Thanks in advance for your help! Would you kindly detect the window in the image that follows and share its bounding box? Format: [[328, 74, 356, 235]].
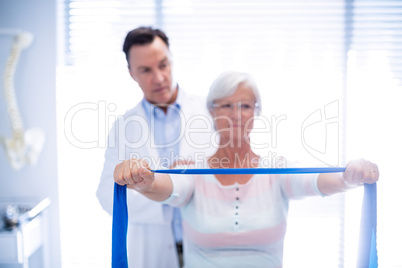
[[57, 0, 402, 267]]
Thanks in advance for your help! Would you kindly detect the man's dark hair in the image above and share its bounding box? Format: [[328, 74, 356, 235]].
[[123, 26, 169, 66]]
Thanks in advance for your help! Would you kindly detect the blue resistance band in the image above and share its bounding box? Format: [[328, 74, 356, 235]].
[[112, 167, 377, 268], [357, 182, 378, 268], [112, 183, 128, 268], [150, 167, 346, 175]]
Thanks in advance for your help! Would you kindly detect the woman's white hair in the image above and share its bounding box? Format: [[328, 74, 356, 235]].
[[206, 71, 262, 115]]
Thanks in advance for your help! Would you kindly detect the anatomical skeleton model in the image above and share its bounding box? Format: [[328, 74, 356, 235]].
[[1, 31, 45, 170]]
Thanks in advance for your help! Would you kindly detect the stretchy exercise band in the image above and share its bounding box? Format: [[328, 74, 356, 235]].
[[150, 167, 346, 175], [112, 183, 128, 268], [357, 183, 378, 267], [112, 167, 377, 268]]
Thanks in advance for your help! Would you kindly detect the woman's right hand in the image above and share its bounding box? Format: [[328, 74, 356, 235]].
[[113, 158, 155, 192]]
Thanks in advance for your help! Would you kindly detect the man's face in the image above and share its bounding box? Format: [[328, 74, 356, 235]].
[[128, 37, 176, 106]]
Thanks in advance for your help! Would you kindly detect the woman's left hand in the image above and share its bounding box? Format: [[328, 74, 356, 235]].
[[343, 158, 379, 185]]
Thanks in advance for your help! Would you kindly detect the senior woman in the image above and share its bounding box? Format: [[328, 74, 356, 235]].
[[114, 71, 379, 268]]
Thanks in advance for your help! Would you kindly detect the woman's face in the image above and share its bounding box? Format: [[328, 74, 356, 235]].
[[210, 83, 258, 145]]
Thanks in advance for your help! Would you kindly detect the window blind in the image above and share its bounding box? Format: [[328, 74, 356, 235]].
[[345, 1, 402, 268], [350, 0, 402, 87], [63, 0, 402, 85]]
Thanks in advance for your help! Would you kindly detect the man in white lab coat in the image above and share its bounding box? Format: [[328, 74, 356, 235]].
[[96, 27, 214, 267]]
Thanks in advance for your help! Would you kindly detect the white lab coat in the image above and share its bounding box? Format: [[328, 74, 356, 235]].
[[97, 89, 215, 268]]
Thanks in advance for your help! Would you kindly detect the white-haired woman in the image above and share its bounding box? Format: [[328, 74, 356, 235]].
[[114, 71, 379, 268]]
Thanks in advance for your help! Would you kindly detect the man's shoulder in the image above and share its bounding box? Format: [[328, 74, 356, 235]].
[[109, 101, 146, 127], [123, 101, 144, 117], [182, 90, 206, 101], [180, 90, 207, 107]]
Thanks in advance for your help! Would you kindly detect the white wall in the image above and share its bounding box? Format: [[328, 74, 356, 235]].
[[0, 0, 61, 267]]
